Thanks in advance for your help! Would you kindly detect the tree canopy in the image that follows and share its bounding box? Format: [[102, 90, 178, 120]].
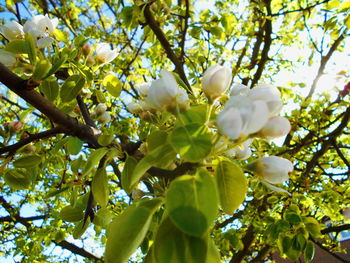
[[0, 0, 350, 262]]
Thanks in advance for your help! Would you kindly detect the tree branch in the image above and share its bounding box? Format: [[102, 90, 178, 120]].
[[54, 240, 101, 261], [0, 63, 100, 148], [142, 3, 192, 93], [0, 126, 64, 156]]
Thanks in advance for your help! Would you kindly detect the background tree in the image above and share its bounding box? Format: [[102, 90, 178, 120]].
[[0, 0, 349, 262]]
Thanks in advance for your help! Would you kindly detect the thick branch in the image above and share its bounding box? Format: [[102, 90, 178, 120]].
[[0, 127, 64, 156], [0, 63, 99, 148], [321, 224, 350, 235]]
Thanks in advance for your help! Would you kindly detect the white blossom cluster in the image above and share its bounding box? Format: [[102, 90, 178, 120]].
[[0, 15, 118, 68], [128, 70, 189, 113]]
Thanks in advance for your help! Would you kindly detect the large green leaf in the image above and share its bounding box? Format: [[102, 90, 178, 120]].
[[304, 240, 315, 263], [165, 171, 218, 237], [153, 217, 208, 263], [65, 136, 83, 155], [102, 74, 122, 97], [215, 158, 247, 214], [4, 170, 31, 190], [13, 155, 42, 168], [60, 205, 84, 222], [105, 198, 163, 263], [92, 168, 109, 207], [121, 155, 138, 194], [147, 130, 168, 152], [169, 123, 212, 162], [60, 74, 86, 102], [127, 144, 176, 193]]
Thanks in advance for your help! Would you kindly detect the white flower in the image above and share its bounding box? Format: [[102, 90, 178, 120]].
[[248, 84, 283, 116], [127, 102, 142, 114], [226, 139, 253, 160], [95, 103, 107, 115], [0, 21, 24, 40], [259, 116, 291, 139], [217, 95, 269, 140], [230, 84, 250, 97], [136, 83, 150, 97], [259, 156, 293, 184], [29, 15, 58, 34], [96, 43, 118, 63], [147, 70, 188, 109], [0, 50, 16, 67], [202, 64, 232, 99]]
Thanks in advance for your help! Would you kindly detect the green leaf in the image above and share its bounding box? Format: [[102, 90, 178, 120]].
[[215, 157, 247, 214], [65, 137, 83, 155], [166, 171, 219, 237], [98, 134, 114, 146], [40, 79, 59, 102], [13, 155, 42, 168], [153, 217, 208, 263], [105, 198, 163, 263], [4, 170, 31, 190], [206, 238, 221, 263], [24, 33, 36, 64], [121, 155, 138, 194], [44, 54, 67, 79], [73, 217, 90, 239], [169, 124, 212, 162], [285, 212, 302, 224], [60, 205, 84, 222], [304, 240, 315, 263], [176, 105, 209, 126], [304, 217, 321, 238], [93, 207, 113, 228], [147, 130, 168, 152], [5, 39, 26, 54], [128, 144, 176, 193], [102, 74, 122, 97], [82, 148, 109, 176], [60, 74, 86, 102], [32, 59, 52, 81], [91, 168, 109, 207]]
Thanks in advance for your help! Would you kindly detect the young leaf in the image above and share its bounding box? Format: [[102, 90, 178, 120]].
[[121, 155, 138, 194], [91, 168, 109, 207], [166, 171, 219, 237], [4, 170, 31, 190], [127, 144, 176, 193], [215, 157, 247, 214], [105, 198, 163, 263], [65, 136, 83, 155], [60, 205, 84, 222], [5, 39, 26, 54], [32, 59, 52, 81], [60, 74, 86, 102], [147, 130, 168, 152], [82, 148, 109, 176], [304, 240, 315, 263], [169, 123, 212, 162], [40, 79, 59, 102], [24, 33, 36, 63], [44, 54, 67, 78], [13, 155, 42, 168], [102, 74, 122, 97]]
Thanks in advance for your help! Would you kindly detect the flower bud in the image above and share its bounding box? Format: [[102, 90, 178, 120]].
[[258, 116, 291, 139], [136, 83, 150, 97], [202, 64, 232, 100], [96, 43, 118, 64], [99, 112, 111, 124], [247, 156, 293, 184], [82, 43, 92, 56], [95, 103, 107, 115], [8, 121, 23, 133], [127, 102, 142, 114]]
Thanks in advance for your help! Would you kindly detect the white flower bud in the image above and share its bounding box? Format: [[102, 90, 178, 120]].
[[0, 21, 24, 40], [127, 102, 142, 114], [96, 43, 118, 63], [0, 50, 16, 68], [147, 70, 188, 110], [257, 156, 293, 184], [202, 64, 232, 100], [99, 112, 111, 124], [259, 116, 291, 139], [95, 103, 107, 115]]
